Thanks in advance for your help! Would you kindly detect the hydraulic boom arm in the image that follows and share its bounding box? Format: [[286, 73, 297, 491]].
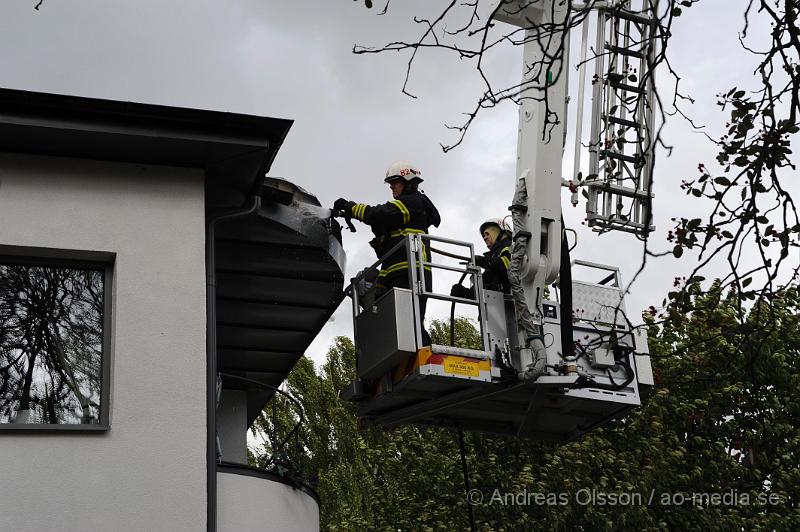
[[491, 0, 569, 377]]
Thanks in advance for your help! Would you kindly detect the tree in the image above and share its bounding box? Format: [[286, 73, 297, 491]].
[[0, 264, 104, 424]]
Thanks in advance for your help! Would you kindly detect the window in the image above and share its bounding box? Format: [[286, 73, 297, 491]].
[[0, 254, 111, 430]]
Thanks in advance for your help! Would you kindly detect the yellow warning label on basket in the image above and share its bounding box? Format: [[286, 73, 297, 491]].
[[443, 357, 481, 377]]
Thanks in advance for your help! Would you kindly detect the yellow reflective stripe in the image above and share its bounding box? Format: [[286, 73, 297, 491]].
[[391, 200, 410, 224], [378, 233, 432, 278], [500, 246, 511, 269], [389, 228, 426, 238], [351, 203, 367, 220], [378, 260, 432, 277], [378, 261, 409, 276], [398, 201, 411, 223]]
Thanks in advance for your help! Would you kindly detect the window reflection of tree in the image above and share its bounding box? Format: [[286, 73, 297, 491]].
[[0, 264, 103, 424]]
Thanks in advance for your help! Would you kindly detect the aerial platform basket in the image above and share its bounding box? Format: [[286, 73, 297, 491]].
[[344, 234, 653, 441]]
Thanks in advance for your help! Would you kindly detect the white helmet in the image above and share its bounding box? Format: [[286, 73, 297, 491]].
[[384, 160, 423, 183], [479, 218, 511, 236]]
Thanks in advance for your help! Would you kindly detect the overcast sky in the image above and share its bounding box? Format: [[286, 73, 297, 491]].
[[0, 0, 789, 367]]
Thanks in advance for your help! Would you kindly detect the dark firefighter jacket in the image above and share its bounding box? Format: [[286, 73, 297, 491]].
[[480, 235, 512, 293], [347, 190, 441, 284]]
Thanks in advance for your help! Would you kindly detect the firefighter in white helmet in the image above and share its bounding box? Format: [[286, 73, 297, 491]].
[[334, 161, 440, 345], [450, 218, 513, 298]]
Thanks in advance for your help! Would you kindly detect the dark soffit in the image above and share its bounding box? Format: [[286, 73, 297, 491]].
[[0, 87, 293, 193]]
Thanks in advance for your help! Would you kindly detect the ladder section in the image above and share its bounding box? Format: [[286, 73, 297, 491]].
[[585, 1, 657, 237]]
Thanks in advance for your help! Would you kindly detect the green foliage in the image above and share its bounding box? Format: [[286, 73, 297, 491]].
[[429, 316, 482, 350], [254, 290, 800, 530]]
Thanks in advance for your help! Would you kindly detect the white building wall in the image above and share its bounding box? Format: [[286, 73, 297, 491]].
[[218, 472, 320, 532], [0, 152, 207, 531]]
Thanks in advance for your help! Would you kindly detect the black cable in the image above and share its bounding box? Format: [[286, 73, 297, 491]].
[[450, 300, 458, 347], [450, 272, 477, 532], [559, 216, 575, 359], [570, 329, 638, 391], [607, 347, 635, 389], [450, 272, 468, 347], [584, 346, 635, 391], [457, 429, 477, 532]]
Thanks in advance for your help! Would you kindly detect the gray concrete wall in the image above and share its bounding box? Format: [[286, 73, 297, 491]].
[[218, 471, 320, 532], [217, 389, 248, 464], [0, 153, 207, 531]]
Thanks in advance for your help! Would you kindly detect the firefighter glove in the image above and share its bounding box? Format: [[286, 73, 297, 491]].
[[450, 284, 473, 299], [474, 255, 490, 269], [333, 198, 354, 213]]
